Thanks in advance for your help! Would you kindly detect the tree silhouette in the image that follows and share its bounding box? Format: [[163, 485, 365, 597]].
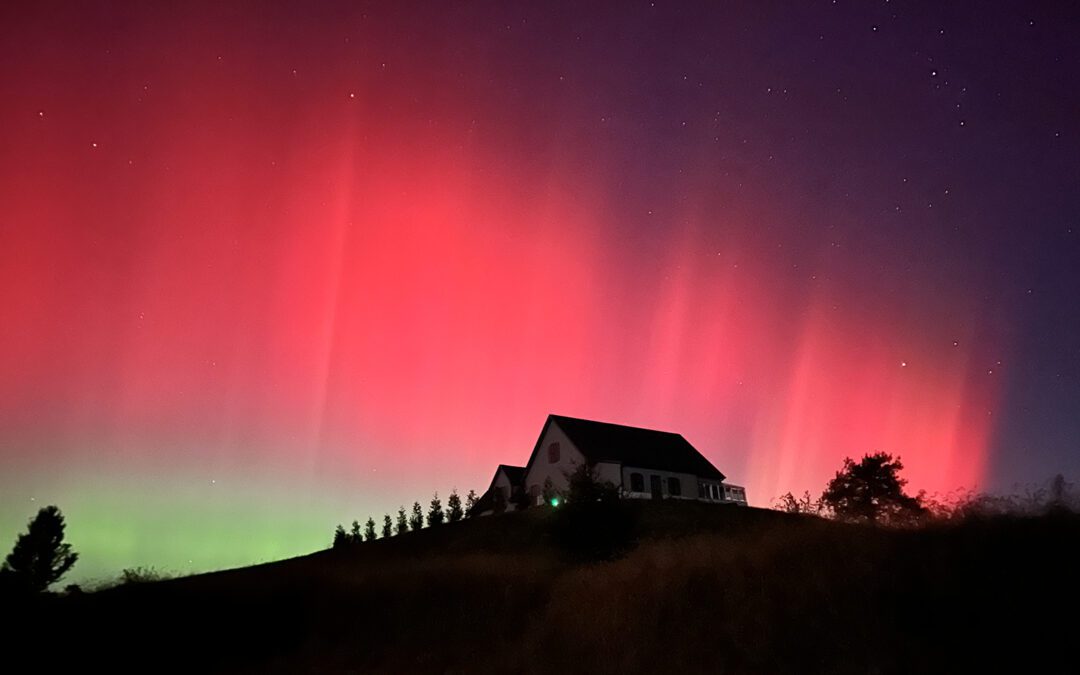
[[465, 489, 478, 515], [552, 464, 634, 561], [364, 517, 377, 542], [395, 506, 408, 535], [1048, 473, 1074, 512], [333, 524, 348, 548], [821, 452, 925, 525], [350, 520, 362, 543], [428, 493, 445, 527], [446, 489, 464, 522], [566, 462, 619, 504], [2, 505, 79, 593], [409, 501, 424, 531], [382, 514, 393, 538]]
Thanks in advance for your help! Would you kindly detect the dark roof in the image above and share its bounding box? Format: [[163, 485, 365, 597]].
[[470, 465, 526, 516], [540, 414, 725, 480], [470, 488, 494, 515], [496, 464, 525, 486]]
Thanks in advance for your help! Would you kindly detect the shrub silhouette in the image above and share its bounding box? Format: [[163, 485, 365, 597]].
[[1, 505, 78, 593], [446, 489, 464, 522], [409, 502, 424, 531], [120, 566, 170, 584], [550, 463, 636, 561], [428, 493, 445, 527], [773, 491, 825, 516], [822, 452, 925, 525]]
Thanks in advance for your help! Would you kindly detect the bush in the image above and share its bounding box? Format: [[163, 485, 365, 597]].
[[119, 566, 171, 585], [550, 464, 637, 561]]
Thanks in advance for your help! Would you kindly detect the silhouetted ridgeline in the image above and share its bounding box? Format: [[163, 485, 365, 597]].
[[4, 502, 1077, 674]]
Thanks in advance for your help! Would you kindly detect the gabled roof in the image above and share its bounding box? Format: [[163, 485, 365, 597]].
[[471, 465, 526, 516], [526, 414, 725, 481], [496, 464, 525, 486]]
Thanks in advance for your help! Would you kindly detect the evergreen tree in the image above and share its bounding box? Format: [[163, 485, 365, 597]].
[[552, 464, 634, 561], [409, 501, 424, 531], [364, 517, 377, 542], [465, 489, 479, 515], [565, 462, 620, 504], [395, 506, 409, 535], [428, 492, 445, 527], [2, 505, 79, 593], [446, 489, 464, 522], [350, 520, 362, 543], [333, 524, 348, 548], [382, 514, 393, 538], [821, 452, 925, 525]]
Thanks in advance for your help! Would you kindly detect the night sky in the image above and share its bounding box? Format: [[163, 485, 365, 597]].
[[2, 1, 1078, 582]]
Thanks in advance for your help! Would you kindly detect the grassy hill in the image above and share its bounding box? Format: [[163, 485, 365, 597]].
[[8, 502, 1078, 673]]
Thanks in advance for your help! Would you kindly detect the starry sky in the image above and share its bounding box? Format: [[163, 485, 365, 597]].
[[2, 1, 1078, 583]]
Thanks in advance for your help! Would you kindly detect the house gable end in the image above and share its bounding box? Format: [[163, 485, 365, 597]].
[[522, 416, 588, 499]]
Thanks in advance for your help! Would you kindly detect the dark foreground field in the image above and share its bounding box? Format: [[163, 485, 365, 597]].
[[7, 503, 1078, 673]]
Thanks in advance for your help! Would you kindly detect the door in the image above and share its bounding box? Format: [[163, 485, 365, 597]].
[[649, 474, 663, 500]]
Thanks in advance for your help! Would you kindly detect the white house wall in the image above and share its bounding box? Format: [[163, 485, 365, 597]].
[[621, 466, 701, 500], [594, 461, 622, 487], [522, 419, 587, 501], [492, 469, 519, 511]]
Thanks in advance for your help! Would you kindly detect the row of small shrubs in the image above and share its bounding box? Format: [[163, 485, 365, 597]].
[[332, 488, 478, 548]]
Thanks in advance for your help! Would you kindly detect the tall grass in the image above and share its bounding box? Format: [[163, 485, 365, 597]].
[[7, 504, 1077, 673]]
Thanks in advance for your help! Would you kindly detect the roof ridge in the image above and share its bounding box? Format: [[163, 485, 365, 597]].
[[548, 413, 684, 436]]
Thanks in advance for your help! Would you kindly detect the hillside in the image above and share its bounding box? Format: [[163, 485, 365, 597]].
[[7, 502, 1078, 673]]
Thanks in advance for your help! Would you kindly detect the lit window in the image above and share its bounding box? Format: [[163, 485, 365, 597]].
[[630, 472, 645, 492], [668, 477, 681, 497], [548, 442, 561, 463], [710, 484, 719, 500]]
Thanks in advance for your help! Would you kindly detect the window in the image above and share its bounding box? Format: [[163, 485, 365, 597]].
[[699, 482, 707, 499], [668, 477, 681, 497], [547, 442, 561, 463], [630, 472, 644, 492], [710, 484, 720, 500]]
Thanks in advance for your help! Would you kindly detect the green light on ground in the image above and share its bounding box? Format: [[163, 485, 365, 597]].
[[551, 498, 560, 507]]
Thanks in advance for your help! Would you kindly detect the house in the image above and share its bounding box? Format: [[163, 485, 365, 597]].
[[472, 414, 747, 516]]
